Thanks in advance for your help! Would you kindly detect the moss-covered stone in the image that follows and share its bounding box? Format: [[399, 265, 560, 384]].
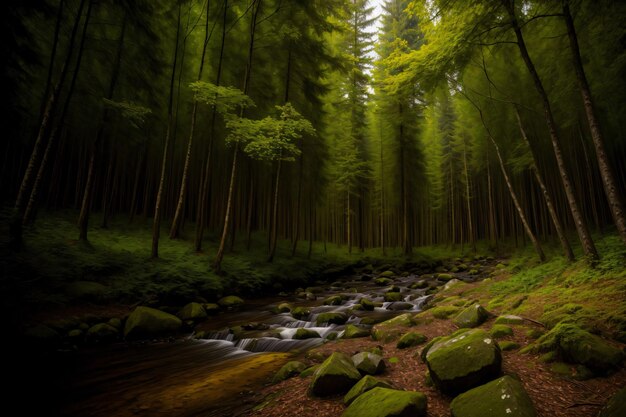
[[107, 318, 122, 329], [498, 341, 520, 351], [344, 376, 393, 405], [294, 328, 320, 339], [375, 277, 393, 286], [409, 281, 429, 290], [420, 336, 443, 363], [124, 306, 182, 339], [342, 387, 427, 417], [344, 324, 370, 339], [539, 351, 557, 363], [272, 361, 307, 383], [495, 315, 524, 325], [352, 352, 386, 375], [426, 329, 502, 394], [65, 281, 108, 300], [86, 323, 119, 342], [299, 365, 319, 378], [360, 316, 386, 326], [525, 328, 544, 340], [397, 332, 427, 349], [450, 375, 536, 417], [203, 303, 220, 314], [316, 312, 348, 325], [371, 313, 415, 342], [217, 295, 244, 308], [550, 362, 571, 376], [359, 298, 375, 311], [291, 306, 310, 320], [437, 273, 454, 281], [428, 305, 461, 319], [454, 304, 489, 328], [379, 270, 395, 277], [177, 302, 207, 321], [384, 292, 403, 302], [276, 302, 291, 313], [490, 325, 514, 339], [324, 295, 343, 306], [598, 387, 626, 417], [309, 352, 361, 396]]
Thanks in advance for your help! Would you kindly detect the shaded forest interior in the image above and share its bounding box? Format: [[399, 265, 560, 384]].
[[2, 0, 626, 269]]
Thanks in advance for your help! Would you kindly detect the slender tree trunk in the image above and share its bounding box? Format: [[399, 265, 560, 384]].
[[291, 154, 303, 256], [504, 1, 598, 260], [129, 144, 146, 223], [347, 188, 352, 254], [563, 1, 626, 245], [487, 152, 498, 250], [268, 158, 282, 262], [515, 107, 575, 261], [462, 139, 476, 252], [379, 120, 385, 255]]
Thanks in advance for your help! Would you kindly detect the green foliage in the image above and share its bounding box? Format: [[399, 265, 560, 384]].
[[189, 81, 255, 113], [102, 99, 151, 128]]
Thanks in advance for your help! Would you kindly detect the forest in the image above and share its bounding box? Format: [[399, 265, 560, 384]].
[[1, 0, 625, 416]]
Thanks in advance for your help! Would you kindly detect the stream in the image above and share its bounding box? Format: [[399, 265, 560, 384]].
[[26, 268, 480, 416]]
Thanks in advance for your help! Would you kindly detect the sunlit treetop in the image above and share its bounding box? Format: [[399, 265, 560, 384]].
[[189, 81, 255, 114]]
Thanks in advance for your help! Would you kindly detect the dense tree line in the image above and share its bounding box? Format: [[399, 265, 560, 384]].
[[2, 0, 625, 264]]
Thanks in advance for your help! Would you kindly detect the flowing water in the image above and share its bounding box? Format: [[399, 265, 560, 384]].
[[41, 269, 476, 416]]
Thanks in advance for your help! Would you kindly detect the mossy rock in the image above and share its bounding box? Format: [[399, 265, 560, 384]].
[[65, 281, 108, 300], [450, 375, 536, 417], [495, 315, 524, 325], [306, 286, 324, 294], [273, 361, 307, 383], [360, 316, 387, 326], [409, 281, 429, 290], [107, 318, 122, 329], [454, 304, 489, 328], [217, 295, 244, 308], [539, 351, 557, 363], [342, 387, 427, 417], [276, 303, 292, 313], [420, 336, 443, 363], [528, 323, 624, 374], [203, 303, 220, 314], [326, 332, 338, 340], [525, 328, 544, 340], [387, 302, 413, 311], [598, 387, 626, 417], [299, 365, 320, 378], [468, 269, 479, 275], [294, 328, 320, 340], [379, 313, 415, 327], [177, 302, 207, 321], [344, 375, 393, 405], [437, 273, 454, 281], [384, 292, 403, 302], [397, 332, 427, 349], [495, 263, 506, 269], [86, 323, 119, 342], [379, 270, 395, 277], [323, 295, 343, 306], [123, 306, 182, 339], [316, 312, 348, 325], [359, 298, 375, 311], [498, 341, 520, 351], [385, 285, 401, 293], [375, 277, 394, 286], [352, 352, 386, 375], [309, 352, 361, 396], [425, 328, 502, 394], [371, 313, 415, 342], [67, 329, 83, 340], [291, 306, 310, 320], [344, 324, 370, 339], [550, 362, 571, 376], [490, 325, 513, 339], [429, 305, 461, 319]]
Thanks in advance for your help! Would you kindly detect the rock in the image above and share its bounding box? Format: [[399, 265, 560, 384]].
[[495, 315, 524, 325], [450, 375, 536, 417], [324, 295, 343, 306], [425, 328, 502, 394], [23, 324, 60, 345], [525, 328, 543, 339], [177, 302, 207, 321], [397, 332, 427, 349], [203, 303, 220, 314], [490, 324, 513, 338], [387, 301, 413, 311], [468, 269, 479, 275], [454, 304, 489, 328], [359, 298, 375, 311], [273, 361, 307, 383], [437, 273, 454, 281], [217, 295, 244, 309], [310, 352, 361, 396], [379, 270, 394, 277], [428, 305, 461, 319], [276, 303, 291, 313], [352, 352, 386, 375], [86, 323, 119, 342], [67, 329, 83, 340], [65, 281, 107, 300], [316, 312, 348, 325], [498, 341, 520, 351], [300, 365, 320, 378], [372, 313, 416, 343], [385, 285, 401, 293], [344, 375, 393, 405], [123, 306, 182, 339], [342, 387, 427, 417], [384, 292, 403, 302], [409, 281, 429, 290], [294, 328, 320, 340], [326, 332, 338, 340], [598, 387, 626, 417], [375, 277, 393, 286], [306, 286, 324, 294], [107, 318, 122, 329], [444, 279, 462, 290], [291, 306, 310, 320], [344, 324, 370, 339]]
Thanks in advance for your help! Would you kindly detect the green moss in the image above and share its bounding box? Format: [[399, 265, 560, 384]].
[[343, 324, 370, 339], [396, 332, 427, 349], [273, 361, 307, 383], [291, 306, 310, 320], [309, 352, 361, 396], [498, 341, 520, 351], [550, 362, 572, 376], [379, 270, 395, 277], [384, 292, 402, 302], [344, 376, 392, 405], [316, 312, 348, 325], [454, 304, 489, 328], [526, 328, 544, 340], [429, 305, 461, 319], [323, 295, 343, 305], [276, 303, 291, 313], [599, 387, 626, 417], [299, 365, 319, 378], [539, 351, 557, 363], [490, 324, 513, 338], [294, 328, 320, 339], [375, 277, 393, 286], [342, 387, 427, 417], [437, 273, 454, 281], [359, 298, 375, 311], [123, 306, 182, 339], [494, 315, 524, 325]]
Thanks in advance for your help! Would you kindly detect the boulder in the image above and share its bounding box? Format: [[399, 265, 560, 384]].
[[359, 298, 375, 311], [498, 341, 520, 351], [273, 361, 307, 383], [291, 306, 311, 320], [598, 387, 626, 417], [177, 302, 207, 321], [490, 324, 513, 338], [450, 375, 536, 417], [294, 328, 320, 340], [437, 273, 454, 281], [217, 295, 244, 309], [310, 352, 361, 396], [397, 332, 427, 349], [375, 277, 394, 286], [372, 313, 416, 343], [344, 375, 392, 405], [425, 328, 502, 394], [316, 312, 348, 325], [387, 302, 413, 311], [344, 324, 370, 339], [65, 281, 107, 300], [444, 279, 462, 290], [384, 292, 403, 302], [352, 352, 386, 375], [300, 365, 320, 378], [495, 315, 524, 325], [86, 323, 119, 342], [203, 303, 220, 314], [379, 270, 394, 277], [409, 280, 429, 290], [454, 304, 489, 328], [107, 318, 122, 329], [276, 303, 291, 313], [342, 387, 427, 417], [123, 306, 182, 339], [323, 295, 344, 306]]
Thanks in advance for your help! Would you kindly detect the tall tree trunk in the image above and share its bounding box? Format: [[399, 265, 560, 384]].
[[291, 154, 303, 256], [487, 152, 498, 250], [347, 188, 352, 254], [563, 1, 626, 245], [515, 107, 575, 261], [170, 0, 212, 239], [462, 139, 476, 252], [504, 1, 598, 260], [152, 1, 182, 258], [379, 119, 386, 255], [268, 157, 282, 262]]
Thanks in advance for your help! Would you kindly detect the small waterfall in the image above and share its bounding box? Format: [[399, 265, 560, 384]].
[[237, 337, 323, 353], [204, 329, 234, 341]]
